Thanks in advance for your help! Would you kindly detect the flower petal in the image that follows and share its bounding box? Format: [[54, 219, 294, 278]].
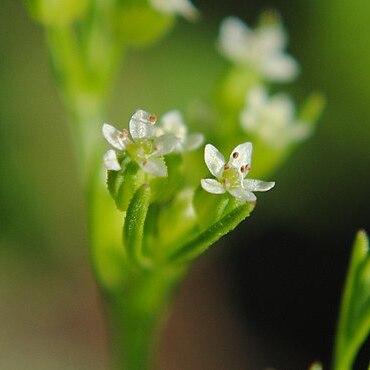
[[218, 16, 250, 64], [103, 149, 121, 171], [183, 133, 204, 151], [129, 109, 156, 140], [240, 110, 258, 131], [141, 157, 167, 177], [201, 179, 226, 194], [260, 54, 299, 82], [153, 134, 179, 156], [204, 144, 225, 178], [161, 110, 187, 139], [228, 187, 256, 202], [257, 23, 287, 54], [243, 179, 275, 192], [288, 122, 312, 142], [229, 142, 253, 170], [150, 0, 199, 20], [247, 85, 268, 110], [102, 123, 125, 150]]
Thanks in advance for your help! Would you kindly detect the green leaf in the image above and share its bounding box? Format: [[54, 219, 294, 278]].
[[193, 186, 230, 230], [299, 92, 326, 128], [107, 169, 124, 199], [124, 184, 152, 267], [333, 230, 370, 370], [150, 154, 184, 204], [157, 189, 197, 253], [107, 160, 145, 212], [117, 162, 146, 211], [168, 202, 255, 264]]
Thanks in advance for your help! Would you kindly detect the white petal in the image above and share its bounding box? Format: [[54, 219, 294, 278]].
[[150, 0, 198, 20], [129, 109, 156, 140], [102, 123, 125, 150], [229, 142, 253, 169], [269, 93, 295, 123], [288, 122, 312, 141], [240, 109, 258, 132], [103, 149, 121, 171], [161, 110, 187, 140], [243, 179, 275, 192], [228, 187, 256, 202], [201, 179, 226, 194], [204, 144, 225, 178], [218, 17, 251, 64], [153, 134, 179, 156], [260, 54, 299, 82], [257, 24, 287, 54], [247, 85, 268, 109], [141, 157, 167, 177], [183, 133, 204, 151]]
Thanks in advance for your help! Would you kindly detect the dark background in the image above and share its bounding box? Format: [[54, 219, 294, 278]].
[[1, 0, 369, 369]]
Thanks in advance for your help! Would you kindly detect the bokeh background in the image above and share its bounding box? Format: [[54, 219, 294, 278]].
[[1, 0, 370, 369]]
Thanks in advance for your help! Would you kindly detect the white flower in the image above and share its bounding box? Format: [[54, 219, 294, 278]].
[[218, 15, 299, 82], [156, 110, 204, 152], [240, 86, 311, 147], [150, 0, 198, 20], [201, 142, 275, 202], [102, 109, 179, 177]]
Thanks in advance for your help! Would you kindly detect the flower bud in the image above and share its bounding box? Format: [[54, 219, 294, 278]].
[[27, 0, 88, 26], [115, 2, 175, 47]]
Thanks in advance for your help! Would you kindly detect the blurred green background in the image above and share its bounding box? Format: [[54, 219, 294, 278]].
[[1, 0, 370, 369]]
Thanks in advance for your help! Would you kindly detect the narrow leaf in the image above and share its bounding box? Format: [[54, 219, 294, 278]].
[[124, 184, 152, 266], [168, 202, 254, 264], [299, 92, 326, 128], [193, 186, 230, 230], [333, 230, 370, 370], [116, 161, 145, 211]]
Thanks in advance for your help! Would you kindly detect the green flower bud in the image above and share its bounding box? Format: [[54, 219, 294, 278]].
[[115, 1, 175, 47], [27, 0, 88, 26]]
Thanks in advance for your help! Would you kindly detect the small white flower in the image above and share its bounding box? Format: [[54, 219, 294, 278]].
[[102, 109, 179, 177], [150, 0, 199, 20], [240, 86, 311, 147], [201, 142, 275, 202], [156, 110, 204, 152], [218, 15, 298, 82]]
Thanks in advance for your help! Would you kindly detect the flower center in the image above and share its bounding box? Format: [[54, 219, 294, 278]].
[[127, 139, 155, 162], [222, 166, 242, 189]]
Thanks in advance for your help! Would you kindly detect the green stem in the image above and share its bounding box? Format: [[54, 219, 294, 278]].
[[105, 266, 185, 370]]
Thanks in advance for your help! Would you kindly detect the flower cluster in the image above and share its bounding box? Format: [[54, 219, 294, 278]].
[[201, 142, 275, 202], [218, 15, 298, 82], [103, 109, 203, 177], [240, 86, 311, 147]]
